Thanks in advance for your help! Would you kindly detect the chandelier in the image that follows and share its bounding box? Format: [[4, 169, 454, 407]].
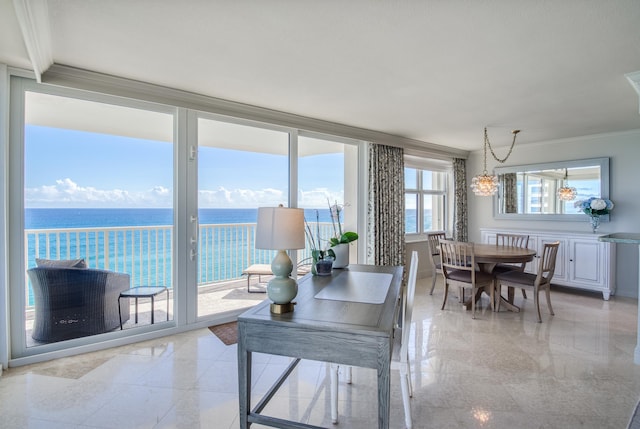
[[557, 168, 577, 201], [471, 127, 521, 196]]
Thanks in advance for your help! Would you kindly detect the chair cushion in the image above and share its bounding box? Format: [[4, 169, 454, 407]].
[[496, 270, 537, 286], [36, 258, 87, 268], [447, 269, 494, 284]]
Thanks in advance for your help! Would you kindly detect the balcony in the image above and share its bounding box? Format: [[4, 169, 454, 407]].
[[24, 222, 333, 342]]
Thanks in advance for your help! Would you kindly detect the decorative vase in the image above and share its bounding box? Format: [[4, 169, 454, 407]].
[[314, 258, 333, 276], [590, 215, 601, 233], [331, 243, 349, 269]]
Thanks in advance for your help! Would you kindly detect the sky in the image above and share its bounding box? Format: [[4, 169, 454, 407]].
[[24, 125, 345, 209]]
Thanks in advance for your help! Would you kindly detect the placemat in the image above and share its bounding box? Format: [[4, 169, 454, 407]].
[[314, 271, 392, 304]]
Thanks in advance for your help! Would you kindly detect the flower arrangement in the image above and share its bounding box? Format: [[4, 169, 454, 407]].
[[574, 197, 614, 233], [327, 199, 358, 246], [574, 197, 614, 216], [304, 210, 333, 262]]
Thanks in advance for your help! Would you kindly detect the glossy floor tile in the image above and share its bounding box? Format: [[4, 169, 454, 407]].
[[2, 277, 640, 428]]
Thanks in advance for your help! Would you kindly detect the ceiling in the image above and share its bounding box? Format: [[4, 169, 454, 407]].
[[2, 0, 640, 152]]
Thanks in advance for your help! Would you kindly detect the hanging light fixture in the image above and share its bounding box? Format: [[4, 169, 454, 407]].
[[557, 168, 577, 201], [471, 127, 521, 196]]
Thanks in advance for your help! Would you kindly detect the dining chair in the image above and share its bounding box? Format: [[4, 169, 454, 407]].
[[426, 232, 446, 295], [495, 241, 560, 322], [493, 233, 530, 299], [439, 239, 495, 319], [330, 251, 418, 428]]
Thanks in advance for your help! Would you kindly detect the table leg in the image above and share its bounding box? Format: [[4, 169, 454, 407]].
[[377, 356, 391, 428], [166, 288, 169, 321], [118, 296, 123, 330], [635, 245, 640, 365], [134, 297, 139, 324], [500, 290, 521, 313], [151, 296, 155, 324], [238, 332, 251, 429], [478, 263, 521, 313]]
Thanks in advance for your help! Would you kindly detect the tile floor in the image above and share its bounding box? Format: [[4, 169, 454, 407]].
[[2, 276, 640, 428]]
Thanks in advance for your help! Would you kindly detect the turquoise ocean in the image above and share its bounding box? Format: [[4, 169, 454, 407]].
[[24, 208, 421, 306]]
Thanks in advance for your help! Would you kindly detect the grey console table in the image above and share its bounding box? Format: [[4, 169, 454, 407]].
[[237, 264, 403, 429], [599, 233, 640, 364]]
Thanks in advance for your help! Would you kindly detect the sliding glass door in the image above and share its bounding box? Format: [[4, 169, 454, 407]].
[[196, 115, 290, 319], [298, 133, 360, 265], [7, 75, 364, 363], [10, 78, 176, 357]]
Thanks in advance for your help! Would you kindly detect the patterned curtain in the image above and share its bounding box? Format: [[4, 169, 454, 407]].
[[503, 173, 518, 213], [452, 158, 468, 242], [367, 144, 405, 267]]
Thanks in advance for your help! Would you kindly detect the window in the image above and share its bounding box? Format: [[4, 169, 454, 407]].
[[405, 167, 448, 234]]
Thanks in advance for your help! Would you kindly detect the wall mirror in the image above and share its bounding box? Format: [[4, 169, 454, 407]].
[[493, 157, 610, 221]]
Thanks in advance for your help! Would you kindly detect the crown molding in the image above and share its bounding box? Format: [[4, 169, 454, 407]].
[[626, 71, 640, 114], [41, 64, 469, 159], [12, 0, 53, 82]]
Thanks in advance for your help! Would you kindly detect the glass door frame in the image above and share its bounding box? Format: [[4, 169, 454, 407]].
[[8, 76, 181, 362], [191, 111, 300, 323], [5, 73, 367, 366]]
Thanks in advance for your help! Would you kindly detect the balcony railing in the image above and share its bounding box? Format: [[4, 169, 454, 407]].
[[24, 222, 334, 307]]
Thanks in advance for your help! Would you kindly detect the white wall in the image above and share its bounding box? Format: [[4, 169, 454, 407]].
[[467, 130, 640, 298]]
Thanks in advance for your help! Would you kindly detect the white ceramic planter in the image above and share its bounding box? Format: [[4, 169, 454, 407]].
[[331, 243, 349, 269]]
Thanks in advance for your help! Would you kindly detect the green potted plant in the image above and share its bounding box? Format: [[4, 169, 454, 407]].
[[327, 200, 358, 269], [305, 210, 334, 276]]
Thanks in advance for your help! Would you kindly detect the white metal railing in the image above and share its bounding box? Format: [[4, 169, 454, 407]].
[[24, 222, 334, 307]]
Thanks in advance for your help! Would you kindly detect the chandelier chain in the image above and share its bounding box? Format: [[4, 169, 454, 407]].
[[484, 127, 520, 164]]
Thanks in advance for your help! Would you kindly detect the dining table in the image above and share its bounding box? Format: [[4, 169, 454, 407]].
[[237, 263, 403, 429], [469, 242, 537, 312]]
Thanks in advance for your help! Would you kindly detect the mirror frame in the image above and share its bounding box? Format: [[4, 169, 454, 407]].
[[493, 157, 610, 221]]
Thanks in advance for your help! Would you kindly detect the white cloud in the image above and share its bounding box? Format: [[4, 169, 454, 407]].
[[26, 179, 343, 209], [25, 178, 172, 208], [198, 186, 286, 208]]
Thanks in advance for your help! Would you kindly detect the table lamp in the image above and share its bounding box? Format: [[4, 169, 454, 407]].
[[255, 205, 305, 314]]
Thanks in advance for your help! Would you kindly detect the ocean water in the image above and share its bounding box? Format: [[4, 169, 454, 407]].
[[24, 208, 342, 304], [25, 208, 337, 229], [24, 208, 421, 306]]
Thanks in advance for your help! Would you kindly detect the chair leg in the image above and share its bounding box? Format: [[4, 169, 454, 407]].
[[330, 363, 339, 424], [429, 271, 437, 295], [534, 290, 542, 323], [491, 279, 498, 312], [522, 289, 528, 299], [495, 282, 502, 312], [471, 287, 476, 319], [441, 282, 449, 310], [399, 370, 413, 429], [545, 286, 555, 316], [346, 366, 352, 384], [405, 360, 413, 397]]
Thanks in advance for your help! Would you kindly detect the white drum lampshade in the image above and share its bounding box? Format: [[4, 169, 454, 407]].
[[255, 206, 305, 313]]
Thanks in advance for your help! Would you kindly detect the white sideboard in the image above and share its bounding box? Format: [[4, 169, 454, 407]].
[[480, 228, 616, 300]]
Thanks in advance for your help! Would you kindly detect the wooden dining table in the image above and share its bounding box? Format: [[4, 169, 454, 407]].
[[470, 243, 537, 312]]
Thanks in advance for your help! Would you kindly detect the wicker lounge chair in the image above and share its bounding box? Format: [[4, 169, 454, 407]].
[[27, 266, 131, 342]]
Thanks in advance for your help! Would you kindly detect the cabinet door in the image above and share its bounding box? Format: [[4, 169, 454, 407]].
[[568, 239, 603, 286], [482, 232, 497, 244], [538, 236, 567, 282], [526, 237, 567, 281]]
